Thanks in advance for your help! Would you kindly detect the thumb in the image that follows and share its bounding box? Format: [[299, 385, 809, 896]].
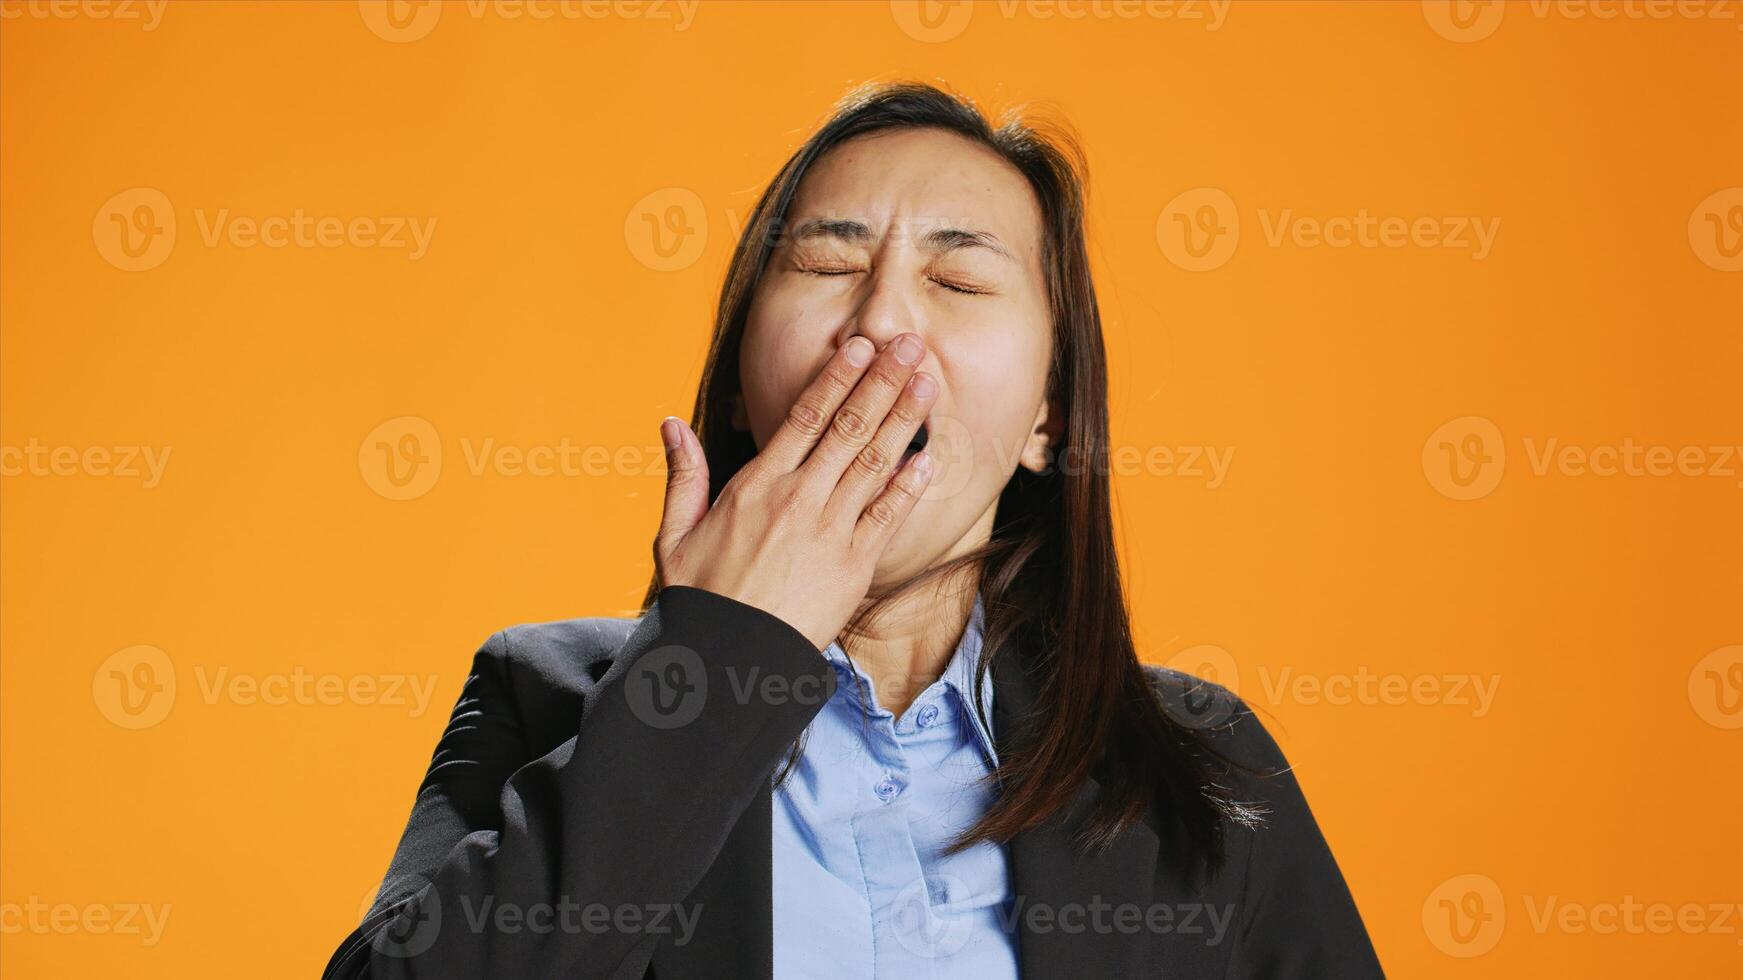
[[656, 416, 709, 556]]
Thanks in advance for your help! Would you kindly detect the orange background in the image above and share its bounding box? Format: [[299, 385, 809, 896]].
[[2, 1, 1740, 977]]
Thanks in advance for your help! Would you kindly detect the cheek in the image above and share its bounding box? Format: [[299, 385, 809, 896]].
[[739, 294, 837, 446], [947, 316, 1049, 444], [928, 332, 1050, 500]]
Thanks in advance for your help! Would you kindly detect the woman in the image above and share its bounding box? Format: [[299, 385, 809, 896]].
[[324, 82, 1383, 979]]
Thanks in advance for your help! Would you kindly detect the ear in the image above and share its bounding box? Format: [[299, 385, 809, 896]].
[[729, 391, 749, 431], [1017, 389, 1063, 474]]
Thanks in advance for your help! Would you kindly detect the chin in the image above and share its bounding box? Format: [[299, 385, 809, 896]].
[[866, 546, 925, 595], [864, 512, 968, 596]]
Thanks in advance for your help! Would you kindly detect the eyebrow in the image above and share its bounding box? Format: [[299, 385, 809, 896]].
[[788, 217, 1013, 260]]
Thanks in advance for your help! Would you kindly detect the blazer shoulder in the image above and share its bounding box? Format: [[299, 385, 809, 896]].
[[476, 613, 644, 688], [1140, 663, 1291, 776]]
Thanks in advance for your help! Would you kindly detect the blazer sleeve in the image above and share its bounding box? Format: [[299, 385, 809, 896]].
[[1221, 698, 1385, 979], [321, 585, 832, 980]]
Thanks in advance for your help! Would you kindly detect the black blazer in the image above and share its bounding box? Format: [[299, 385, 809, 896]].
[[323, 586, 1383, 978]]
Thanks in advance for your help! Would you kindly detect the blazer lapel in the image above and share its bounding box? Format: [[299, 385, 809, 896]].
[[652, 634, 1165, 980], [993, 646, 1161, 979]]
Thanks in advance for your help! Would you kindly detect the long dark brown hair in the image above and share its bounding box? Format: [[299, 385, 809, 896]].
[[641, 81, 1256, 877]]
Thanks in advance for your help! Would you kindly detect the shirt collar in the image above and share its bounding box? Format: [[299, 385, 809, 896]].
[[819, 593, 999, 766], [940, 593, 998, 765]]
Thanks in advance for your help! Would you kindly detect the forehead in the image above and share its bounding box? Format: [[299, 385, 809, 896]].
[[788, 127, 1043, 254]]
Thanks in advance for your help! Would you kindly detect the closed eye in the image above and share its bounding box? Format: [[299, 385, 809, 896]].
[[797, 261, 987, 294], [793, 256, 864, 278], [931, 276, 990, 296]]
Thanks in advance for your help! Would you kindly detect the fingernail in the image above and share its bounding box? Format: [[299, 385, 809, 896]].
[[844, 337, 874, 367], [660, 417, 682, 452], [894, 334, 923, 364], [912, 451, 932, 477], [909, 373, 936, 399]]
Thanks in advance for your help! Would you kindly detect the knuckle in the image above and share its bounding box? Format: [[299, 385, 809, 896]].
[[830, 406, 872, 443], [852, 443, 893, 480], [717, 482, 750, 513], [873, 363, 913, 396], [786, 398, 829, 438], [869, 357, 906, 385], [886, 400, 923, 430], [821, 361, 857, 392], [725, 464, 760, 493], [863, 496, 898, 528], [772, 482, 809, 520]]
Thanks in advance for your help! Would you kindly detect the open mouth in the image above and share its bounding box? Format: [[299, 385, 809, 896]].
[[901, 419, 930, 464]]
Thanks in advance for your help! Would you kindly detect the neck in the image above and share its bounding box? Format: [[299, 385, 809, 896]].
[[837, 496, 1001, 717], [840, 567, 980, 718]]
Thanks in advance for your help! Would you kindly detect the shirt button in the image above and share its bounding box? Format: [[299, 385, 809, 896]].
[[874, 777, 902, 802], [916, 703, 941, 728]]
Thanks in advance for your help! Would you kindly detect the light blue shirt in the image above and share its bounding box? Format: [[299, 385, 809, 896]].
[[772, 595, 1019, 979]]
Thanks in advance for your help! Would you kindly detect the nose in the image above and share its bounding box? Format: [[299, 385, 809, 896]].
[[834, 266, 921, 355]]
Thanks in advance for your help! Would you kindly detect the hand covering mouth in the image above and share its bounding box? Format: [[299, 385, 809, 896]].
[[901, 419, 930, 463]]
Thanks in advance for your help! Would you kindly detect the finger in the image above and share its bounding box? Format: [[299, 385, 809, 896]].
[[853, 447, 933, 553], [799, 332, 924, 486], [754, 336, 878, 474], [826, 370, 936, 523], [655, 416, 709, 561]]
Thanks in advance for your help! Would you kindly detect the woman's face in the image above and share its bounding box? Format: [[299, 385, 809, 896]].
[[736, 127, 1057, 589]]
